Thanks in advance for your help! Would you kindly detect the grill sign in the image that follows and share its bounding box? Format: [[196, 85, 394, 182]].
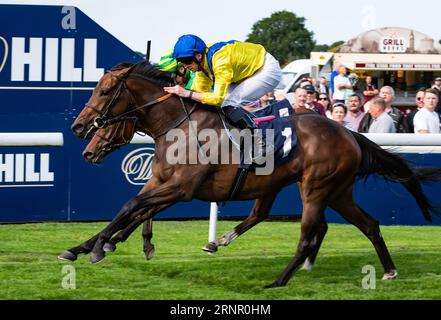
[[381, 37, 406, 53]]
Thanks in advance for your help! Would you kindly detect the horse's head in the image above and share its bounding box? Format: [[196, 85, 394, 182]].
[[82, 119, 137, 164], [72, 63, 136, 139]]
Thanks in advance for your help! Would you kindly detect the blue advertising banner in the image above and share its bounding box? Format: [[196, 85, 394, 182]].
[[0, 5, 440, 227], [0, 4, 142, 221]]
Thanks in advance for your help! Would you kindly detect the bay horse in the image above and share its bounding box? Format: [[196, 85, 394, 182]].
[[62, 61, 441, 287]]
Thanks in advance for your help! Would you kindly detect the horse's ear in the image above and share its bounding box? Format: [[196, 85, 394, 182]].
[[114, 64, 136, 79], [127, 63, 137, 72]]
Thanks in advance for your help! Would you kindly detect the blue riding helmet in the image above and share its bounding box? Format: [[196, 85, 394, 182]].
[[172, 34, 207, 59]]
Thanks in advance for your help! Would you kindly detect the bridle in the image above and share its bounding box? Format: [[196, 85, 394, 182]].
[[84, 70, 173, 138], [93, 120, 135, 152], [84, 67, 198, 149]]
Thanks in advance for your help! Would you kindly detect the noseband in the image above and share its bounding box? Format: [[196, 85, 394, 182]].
[[94, 120, 136, 152]]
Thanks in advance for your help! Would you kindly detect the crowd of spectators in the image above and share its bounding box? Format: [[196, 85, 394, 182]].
[[282, 71, 441, 134]]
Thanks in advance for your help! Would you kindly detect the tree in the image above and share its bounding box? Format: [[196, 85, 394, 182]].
[[313, 41, 345, 52], [246, 11, 315, 67]]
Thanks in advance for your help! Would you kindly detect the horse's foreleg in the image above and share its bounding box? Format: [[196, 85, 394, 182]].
[[89, 178, 198, 264], [104, 218, 146, 252], [58, 234, 100, 262], [202, 192, 277, 253]]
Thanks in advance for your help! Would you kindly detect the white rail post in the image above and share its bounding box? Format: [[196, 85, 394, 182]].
[[208, 202, 218, 242]]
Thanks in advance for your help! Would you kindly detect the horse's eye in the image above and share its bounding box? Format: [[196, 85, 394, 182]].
[[100, 90, 110, 97]]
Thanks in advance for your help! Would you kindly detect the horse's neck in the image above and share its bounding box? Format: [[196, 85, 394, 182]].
[[139, 96, 222, 140]]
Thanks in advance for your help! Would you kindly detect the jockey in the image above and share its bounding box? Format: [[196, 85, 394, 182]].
[[163, 34, 282, 162], [158, 49, 195, 89]]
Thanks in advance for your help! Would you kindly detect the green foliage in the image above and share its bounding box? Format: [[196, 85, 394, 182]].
[[1, 221, 440, 299], [246, 11, 315, 67], [313, 41, 345, 52]]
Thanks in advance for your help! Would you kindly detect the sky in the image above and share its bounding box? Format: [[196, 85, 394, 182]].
[[1, 0, 441, 62]]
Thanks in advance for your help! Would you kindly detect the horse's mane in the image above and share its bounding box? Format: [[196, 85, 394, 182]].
[[110, 60, 217, 113], [110, 62, 134, 71], [110, 61, 175, 87]]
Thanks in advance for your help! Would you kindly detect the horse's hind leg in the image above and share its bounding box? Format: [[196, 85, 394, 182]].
[[142, 219, 155, 260], [202, 192, 277, 253], [301, 217, 328, 272], [266, 201, 327, 288], [330, 188, 397, 280]]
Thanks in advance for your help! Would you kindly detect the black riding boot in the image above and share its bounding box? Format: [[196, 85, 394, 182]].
[[222, 105, 267, 163]]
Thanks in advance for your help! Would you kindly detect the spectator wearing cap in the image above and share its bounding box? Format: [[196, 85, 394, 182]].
[[367, 97, 396, 133], [344, 94, 365, 131], [304, 85, 326, 116], [432, 77, 441, 115], [413, 88, 441, 134], [333, 66, 352, 104], [331, 103, 355, 131], [406, 89, 425, 133]]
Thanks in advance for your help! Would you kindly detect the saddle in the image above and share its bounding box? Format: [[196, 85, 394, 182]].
[[219, 99, 297, 205]]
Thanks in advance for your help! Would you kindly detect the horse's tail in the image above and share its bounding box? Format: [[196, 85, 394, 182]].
[[350, 131, 441, 222]]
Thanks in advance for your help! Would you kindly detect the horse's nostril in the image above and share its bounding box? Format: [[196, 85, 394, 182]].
[[83, 151, 94, 161], [72, 123, 84, 135]]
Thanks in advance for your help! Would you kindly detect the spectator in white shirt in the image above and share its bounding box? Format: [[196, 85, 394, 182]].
[[332, 66, 352, 104], [413, 88, 441, 134]]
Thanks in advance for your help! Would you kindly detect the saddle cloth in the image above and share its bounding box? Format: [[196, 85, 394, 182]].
[[222, 99, 297, 167], [250, 99, 297, 166]]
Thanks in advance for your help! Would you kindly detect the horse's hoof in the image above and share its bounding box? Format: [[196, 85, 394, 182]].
[[202, 242, 218, 253], [103, 243, 116, 252], [58, 250, 77, 262], [90, 251, 106, 264], [144, 245, 155, 260], [382, 269, 398, 280]]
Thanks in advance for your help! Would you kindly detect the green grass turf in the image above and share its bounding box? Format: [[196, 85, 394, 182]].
[[0, 220, 440, 300]]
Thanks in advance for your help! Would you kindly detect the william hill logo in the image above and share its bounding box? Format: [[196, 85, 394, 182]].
[[0, 36, 104, 83], [0, 153, 55, 187], [0, 6, 104, 84]]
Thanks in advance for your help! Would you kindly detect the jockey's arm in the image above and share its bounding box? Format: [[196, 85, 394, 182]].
[[164, 61, 233, 107], [163, 84, 203, 102]]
